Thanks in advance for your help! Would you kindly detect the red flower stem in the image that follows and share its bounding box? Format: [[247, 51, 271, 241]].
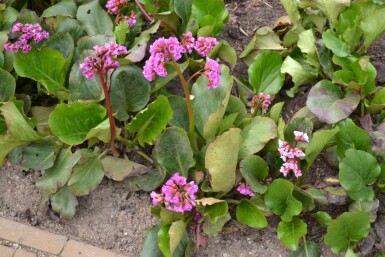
[[98, 70, 119, 157]]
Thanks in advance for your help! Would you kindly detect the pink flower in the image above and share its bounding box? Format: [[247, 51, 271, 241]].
[[181, 32, 195, 54], [236, 183, 254, 197], [4, 23, 49, 53], [150, 172, 198, 213], [194, 37, 218, 57], [80, 42, 128, 79], [278, 140, 305, 161], [251, 93, 271, 114], [280, 159, 302, 178], [124, 11, 137, 27], [204, 57, 221, 89], [106, 0, 129, 15], [294, 131, 309, 143]]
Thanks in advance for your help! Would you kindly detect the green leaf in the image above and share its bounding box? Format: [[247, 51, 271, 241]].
[[43, 32, 74, 62], [153, 127, 195, 177], [31, 106, 55, 135], [238, 116, 277, 159], [76, 0, 113, 36], [322, 29, 351, 57], [337, 3, 362, 53], [49, 102, 106, 145], [102, 156, 150, 181], [68, 153, 104, 196], [174, 0, 192, 25], [205, 128, 241, 193], [281, 56, 316, 97], [264, 179, 302, 222], [14, 47, 68, 99], [368, 88, 385, 113], [299, 0, 350, 28], [192, 65, 232, 140], [297, 29, 319, 69], [191, 0, 228, 36], [236, 199, 267, 228], [140, 224, 163, 257], [69, 52, 102, 102], [56, 18, 84, 43], [85, 119, 119, 144], [379, 163, 385, 188], [127, 96, 173, 146], [336, 118, 371, 159], [114, 21, 128, 45], [168, 96, 189, 132], [359, 2, 385, 52], [293, 187, 315, 212], [158, 225, 171, 257], [277, 218, 307, 250], [349, 200, 379, 222], [291, 241, 320, 257], [284, 117, 313, 144], [0, 68, 15, 102], [36, 148, 81, 194], [203, 201, 228, 223], [51, 186, 78, 220], [76, 35, 115, 57], [248, 51, 285, 95], [41, 0, 77, 18], [311, 211, 332, 228], [225, 95, 247, 126], [339, 149, 381, 201], [0, 101, 41, 165], [21, 138, 55, 170], [168, 220, 186, 257], [202, 213, 231, 237], [306, 80, 360, 124], [324, 212, 370, 253], [240, 155, 268, 194], [110, 66, 151, 121]]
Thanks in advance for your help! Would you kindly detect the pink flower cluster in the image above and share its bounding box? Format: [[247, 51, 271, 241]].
[[236, 182, 254, 197], [105, 0, 137, 26], [4, 23, 50, 53], [278, 131, 309, 178], [150, 172, 198, 213], [251, 93, 271, 114], [80, 42, 128, 79], [143, 33, 220, 88]]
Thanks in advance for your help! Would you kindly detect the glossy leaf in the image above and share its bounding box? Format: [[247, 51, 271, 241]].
[[203, 201, 228, 223], [153, 127, 195, 177], [36, 148, 81, 194], [51, 186, 78, 220], [322, 29, 350, 57], [277, 218, 307, 250], [306, 80, 360, 124], [102, 156, 150, 181], [21, 138, 55, 170], [248, 51, 285, 94], [192, 65, 232, 140], [49, 102, 106, 145], [0, 68, 15, 102], [324, 212, 370, 253], [236, 199, 267, 228], [240, 155, 268, 194], [41, 0, 77, 18], [339, 149, 380, 201], [110, 66, 151, 121], [191, 0, 228, 36], [291, 241, 320, 257], [311, 211, 332, 228], [205, 128, 241, 193], [168, 96, 189, 132], [168, 220, 186, 257], [359, 2, 385, 52], [127, 96, 173, 146], [56, 18, 84, 43], [76, 0, 113, 36], [239, 116, 277, 159], [140, 224, 163, 257], [264, 179, 302, 222]]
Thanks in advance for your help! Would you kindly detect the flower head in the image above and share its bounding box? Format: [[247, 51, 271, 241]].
[[80, 42, 128, 79], [124, 11, 137, 27], [181, 32, 195, 54], [294, 131, 309, 143], [150, 172, 198, 213], [204, 57, 221, 89], [251, 93, 271, 114], [278, 140, 305, 162], [280, 159, 302, 178], [194, 37, 218, 57], [236, 182, 254, 197], [4, 23, 49, 53], [106, 0, 130, 15]]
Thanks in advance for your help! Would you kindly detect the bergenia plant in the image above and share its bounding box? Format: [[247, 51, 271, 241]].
[[80, 42, 128, 156], [4, 23, 49, 53]]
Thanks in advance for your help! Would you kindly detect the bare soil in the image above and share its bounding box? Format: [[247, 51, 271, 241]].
[[1, 0, 385, 256]]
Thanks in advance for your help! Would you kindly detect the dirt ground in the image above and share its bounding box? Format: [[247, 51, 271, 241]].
[[1, 0, 385, 256]]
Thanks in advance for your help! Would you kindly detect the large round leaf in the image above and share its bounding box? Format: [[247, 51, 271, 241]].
[[76, 0, 113, 36], [277, 218, 307, 250], [240, 155, 268, 194], [238, 116, 277, 159], [0, 68, 15, 102], [153, 127, 195, 177], [264, 179, 302, 222], [339, 149, 381, 201], [306, 80, 360, 124], [236, 199, 267, 228], [248, 51, 285, 94], [191, 0, 228, 36], [205, 128, 241, 192], [110, 66, 151, 121], [51, 186, 78, 220], [102, 156, 150, 181], [49, 102, 106, 145], [168, 96, 189, 132], [324, 212, 370, 253], [41, 0, 77, 18]]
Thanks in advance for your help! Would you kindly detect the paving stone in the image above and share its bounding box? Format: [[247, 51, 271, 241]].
[[61, 240, 117, 257], [0, 218, 67, 254], [14, 248, 37, 257], [0, 244, 15, 257]]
